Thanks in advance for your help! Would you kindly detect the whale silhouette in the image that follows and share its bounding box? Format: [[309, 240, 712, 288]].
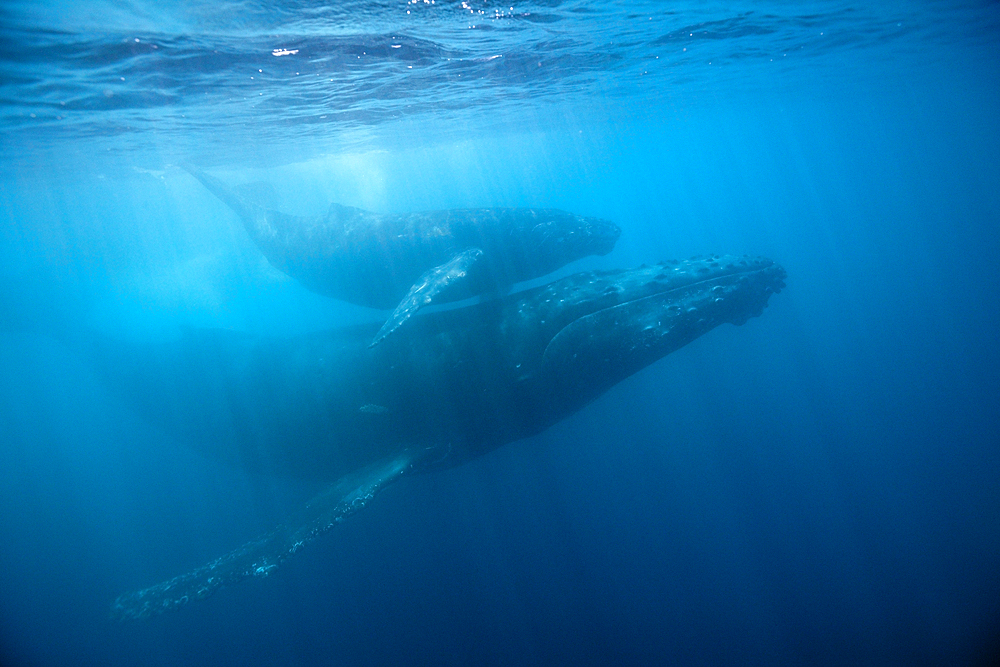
[[93, 255, 786, 619], [184, 166, 621, 346]]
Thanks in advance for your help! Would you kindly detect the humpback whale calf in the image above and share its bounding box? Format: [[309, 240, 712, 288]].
[[184, 167, 622, 346], [99, 255, 785, 619]]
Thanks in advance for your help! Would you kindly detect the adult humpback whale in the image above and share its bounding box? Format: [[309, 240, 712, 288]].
[[184, 167, 621, 346], [102, 255, 786, 619]]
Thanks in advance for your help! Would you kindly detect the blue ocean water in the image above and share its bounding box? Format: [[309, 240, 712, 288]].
[[1, 1, 998, 665]]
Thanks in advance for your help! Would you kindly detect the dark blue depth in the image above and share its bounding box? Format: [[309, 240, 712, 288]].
[[0, 2, 998, 666]]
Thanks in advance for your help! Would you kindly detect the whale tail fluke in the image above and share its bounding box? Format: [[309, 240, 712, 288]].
[[181, 164, 261, 223], [232, 180, 278, 212], [111, 445, 446, 621], [182, 165, 290, 266]]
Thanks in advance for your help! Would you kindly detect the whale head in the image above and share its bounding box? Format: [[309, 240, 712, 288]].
[[523, 210, 621, 271], [515, 255, 786, 412]]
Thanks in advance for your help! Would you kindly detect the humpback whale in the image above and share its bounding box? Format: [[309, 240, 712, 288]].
[[184, 167, 622, 346], [100, 255, 785, 619]]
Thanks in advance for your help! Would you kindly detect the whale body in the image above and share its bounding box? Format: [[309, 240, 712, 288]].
[[184, 167, 622, 346], [98, 255, 786, 619]]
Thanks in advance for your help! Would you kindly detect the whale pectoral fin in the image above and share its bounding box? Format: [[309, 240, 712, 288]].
[[370, 247, 484, 348], [111, 446, 443, 620]]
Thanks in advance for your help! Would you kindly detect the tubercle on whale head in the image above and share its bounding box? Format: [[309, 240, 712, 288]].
[[525, 254, 786, 399]]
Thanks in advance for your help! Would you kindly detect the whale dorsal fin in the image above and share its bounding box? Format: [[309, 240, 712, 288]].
[[111, 446, 446, 620], [369, 247, 484, 348]]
